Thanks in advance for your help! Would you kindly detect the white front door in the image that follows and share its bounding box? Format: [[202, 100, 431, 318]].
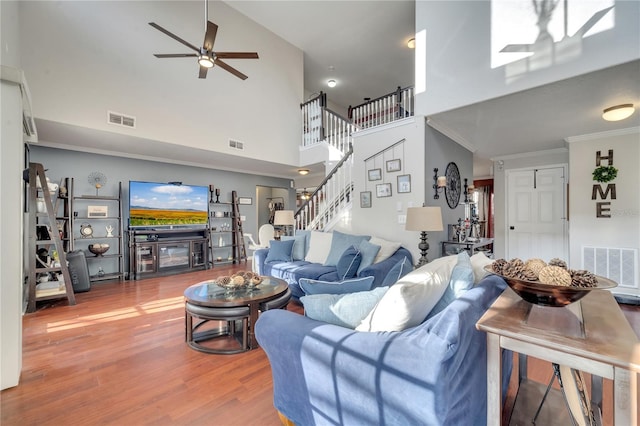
[[506, 166, 567, 261]]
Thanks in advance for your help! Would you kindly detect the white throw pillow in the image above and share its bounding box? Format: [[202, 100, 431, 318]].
[[369, 236, 402, 264], [356, 255, 458, 332], [470, 252, 494, 283], [305, 231, 334, 264]]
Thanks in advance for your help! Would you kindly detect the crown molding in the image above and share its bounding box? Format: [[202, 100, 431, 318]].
[[426, 117, 477, 153], [565, 126, 640, 143]]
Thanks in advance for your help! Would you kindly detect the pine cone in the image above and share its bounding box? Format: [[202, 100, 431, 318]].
[[502, 259, 524, 279], [217, 276, 231, 285], [548, 258, 568, 269], [570, 269, 598, 288], [524, 258, 547, 279], [492, 258, 508, 275], [538, 266, 572, 286]]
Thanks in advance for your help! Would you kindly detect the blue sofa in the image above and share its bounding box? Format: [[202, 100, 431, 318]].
[[255, 274, 512, 425], [254, 245, 413, 300]]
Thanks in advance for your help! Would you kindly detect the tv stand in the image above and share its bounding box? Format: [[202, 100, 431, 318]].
[[128, 228, 209, 280]]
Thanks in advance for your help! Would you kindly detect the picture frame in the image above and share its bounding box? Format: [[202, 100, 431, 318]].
[[360, 191, 372, 208], [386, 159, 401, 172], [397, 174, 411, 193], [238, 197, 252, 205], [368, 168, 382, 181], [376, 183, 392, 198]]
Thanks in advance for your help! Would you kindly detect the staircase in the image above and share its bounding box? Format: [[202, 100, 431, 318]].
[[297, 87, 414, 231]]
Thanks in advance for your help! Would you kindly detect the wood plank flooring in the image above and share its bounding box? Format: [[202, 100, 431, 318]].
[[2, 264, 638, 425]]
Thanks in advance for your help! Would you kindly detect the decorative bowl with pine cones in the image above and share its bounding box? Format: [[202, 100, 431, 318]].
[[484, 258, 617, 307], [214, 271, 264, 290]]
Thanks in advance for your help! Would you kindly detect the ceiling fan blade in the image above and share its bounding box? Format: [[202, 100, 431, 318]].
[[149, 22, 200, 53], [203, 21, 219, 52], [154, 53, 198, 58], [199, 65, 208, 79], [216, 52, 259, 59], [214, 59, 248, 80]]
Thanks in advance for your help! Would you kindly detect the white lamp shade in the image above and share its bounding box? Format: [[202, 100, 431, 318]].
[[405, 207, 443, 232], [274, 210, 295, 226]]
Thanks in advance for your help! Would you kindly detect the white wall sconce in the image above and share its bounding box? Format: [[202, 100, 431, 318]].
[[432, 168, 446, 199], [602, 104, 635, 121]]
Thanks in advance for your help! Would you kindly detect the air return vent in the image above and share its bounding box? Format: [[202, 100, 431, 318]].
[[582, 246, 638, 289], [229, 139, 244, 150], [107, 111, 136, 129]]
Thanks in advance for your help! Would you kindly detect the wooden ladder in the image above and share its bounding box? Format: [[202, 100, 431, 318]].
[[231, 190, 247, 264], [26, 163, 76, 313]]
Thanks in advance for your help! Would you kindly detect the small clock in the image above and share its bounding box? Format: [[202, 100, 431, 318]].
[[444, 162, 461, 209], [80, 223, 94, 238]]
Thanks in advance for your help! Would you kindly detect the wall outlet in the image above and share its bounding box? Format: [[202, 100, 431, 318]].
[[396, 201, 403, 212], [398, 214, 406, 224], [240, 215, 246, 221]]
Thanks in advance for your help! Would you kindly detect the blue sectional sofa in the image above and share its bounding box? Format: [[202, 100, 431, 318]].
[[253, 230, 413, 300], [255, 274, 512, 425]]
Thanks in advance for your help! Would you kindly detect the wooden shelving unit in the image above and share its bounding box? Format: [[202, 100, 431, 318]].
[[208, 190, 247, 266], [25, 163, 76, 313]]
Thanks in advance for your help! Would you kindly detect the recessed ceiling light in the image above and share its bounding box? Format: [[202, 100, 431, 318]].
[[327, 79, 337, 88], [298, 169, 310, 175], [407, 38, 416, 49], [602, 104, 635, 121]]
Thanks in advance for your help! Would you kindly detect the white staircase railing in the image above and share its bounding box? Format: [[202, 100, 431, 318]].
[[295, 146, 354, 231], [349, 86, 414, 130], [301, 92, 356, 156]]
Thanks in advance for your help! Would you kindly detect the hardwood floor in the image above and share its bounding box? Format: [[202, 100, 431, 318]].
[[2, 264, 639, 425]]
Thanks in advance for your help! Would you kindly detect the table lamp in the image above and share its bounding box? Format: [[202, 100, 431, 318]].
[[274, 210, 295, 238], [405, 206, 443, 267]]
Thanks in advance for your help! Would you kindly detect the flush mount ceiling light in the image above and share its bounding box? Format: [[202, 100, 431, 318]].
[[298, 169, 309, 175], [407, 38, 416, 49], [327, 79, 337, 88], [602, 104, 635, 121]]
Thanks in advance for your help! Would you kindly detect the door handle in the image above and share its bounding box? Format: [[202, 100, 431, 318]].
[[510, 226, 515, 230]]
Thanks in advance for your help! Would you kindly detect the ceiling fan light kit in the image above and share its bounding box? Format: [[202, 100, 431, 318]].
[[602, 104, 635, 122]]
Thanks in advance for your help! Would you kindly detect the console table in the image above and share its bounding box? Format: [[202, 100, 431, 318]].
[[442, 237, 493, 257], [476, 288, 639, 425]]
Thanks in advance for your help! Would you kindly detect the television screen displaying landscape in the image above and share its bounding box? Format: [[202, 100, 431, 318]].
[[129, 181, 209, 227]]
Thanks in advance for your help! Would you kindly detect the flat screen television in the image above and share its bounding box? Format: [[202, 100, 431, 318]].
[[129, 181, 209, 228]]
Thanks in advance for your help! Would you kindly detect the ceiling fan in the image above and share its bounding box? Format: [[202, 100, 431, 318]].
[[149, 1, 258, 80]]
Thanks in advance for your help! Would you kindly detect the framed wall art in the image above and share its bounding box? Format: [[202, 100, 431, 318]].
[[386, 159, 401, 172], [376, 183, 392, 198], [360, 191, 372, 208], [368, 168, 382, 181], [397, 174, 411, 193], [238, 197, 253, 205]]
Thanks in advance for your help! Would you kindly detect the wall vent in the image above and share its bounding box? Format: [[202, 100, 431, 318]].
[[229, 139, 244, 150], [582, 246, 638, 289], [107, 111, 136, 129]]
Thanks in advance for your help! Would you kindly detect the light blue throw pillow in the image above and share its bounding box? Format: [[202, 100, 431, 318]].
[[336, 246, 362, 280], [426, 251, 475, 319], [264, 239, 295, 263], [299, 276, 375, 295], [300, 286, 389, 329], [323, 231, 371, 266], [356, 240, 381, 274], [281, 234, 307, 261], [381, 256, 414, 287]]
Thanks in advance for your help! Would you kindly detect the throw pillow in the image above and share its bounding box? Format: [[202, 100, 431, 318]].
[[356, 240, 382, 274], [264, 239, 295, 263], [299, 276, 375, 296], [381, 256, 414, 287], [305, 231, 334, 264], [324, 230, 370, 266], [470, 251, 494, 283], [369, 236, 402, 264], [427, 251, 475, 319], [281, 234, 307, 261], [336, 246, 362, 280], [355, 255, 458, 332], [300, 286, 389, 329]]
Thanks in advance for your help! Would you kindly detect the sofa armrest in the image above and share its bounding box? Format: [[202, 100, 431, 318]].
[[358, 247, 413, 287], [254, 248, 269, 275]]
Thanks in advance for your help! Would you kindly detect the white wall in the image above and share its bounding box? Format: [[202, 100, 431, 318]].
[[18, 1, 303, 166], [351, 118, 425, 262], [415, 0, 640, 115], [568, 129, 640, 296]]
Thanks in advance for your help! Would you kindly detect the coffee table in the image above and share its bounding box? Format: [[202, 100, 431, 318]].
[[184, 276, 288, 354]]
